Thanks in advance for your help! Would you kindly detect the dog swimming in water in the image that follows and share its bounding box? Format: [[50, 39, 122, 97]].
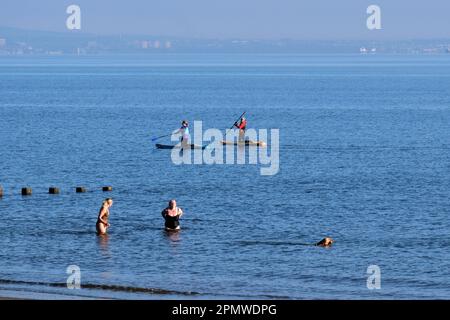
[[316, 237, 334, 247]]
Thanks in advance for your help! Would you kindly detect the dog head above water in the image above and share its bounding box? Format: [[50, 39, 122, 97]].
[[316, 237, 334, 247]]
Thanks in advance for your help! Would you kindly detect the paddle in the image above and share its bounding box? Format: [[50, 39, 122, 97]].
[[151, 133, 173, 142], [224, 111, 246, 137]]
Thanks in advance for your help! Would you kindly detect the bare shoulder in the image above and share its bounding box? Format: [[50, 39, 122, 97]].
[[99, 206, 107, 216]]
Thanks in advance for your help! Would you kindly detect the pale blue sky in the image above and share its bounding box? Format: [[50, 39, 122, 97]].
[[0, 0, 449, 39]]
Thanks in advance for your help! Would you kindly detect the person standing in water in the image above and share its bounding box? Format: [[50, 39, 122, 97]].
[[96, 198, 113, 235], [234, 116, 247, 142], [175, 120, 190, 148], [161, 199, 183, 231]]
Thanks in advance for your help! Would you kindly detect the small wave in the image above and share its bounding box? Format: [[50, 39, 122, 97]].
[[59, 230, 96, 236], [237, 240, 314, 246], [0, 278, 199, 296], [0, 278, 295, 299], [282, 145, 450, 151]]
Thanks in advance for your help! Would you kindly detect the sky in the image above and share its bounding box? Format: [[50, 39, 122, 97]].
[[0, 0, 449, 40]]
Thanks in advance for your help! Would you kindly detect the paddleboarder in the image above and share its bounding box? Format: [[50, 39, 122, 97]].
[[234, 116, 247, 142], [176, 120, 190, 148]]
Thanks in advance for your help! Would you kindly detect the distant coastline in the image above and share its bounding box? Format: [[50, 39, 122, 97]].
[[1, 26, 450, 56]]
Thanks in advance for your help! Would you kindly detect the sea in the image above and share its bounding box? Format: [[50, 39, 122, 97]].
[[1, 53, 450, 299]]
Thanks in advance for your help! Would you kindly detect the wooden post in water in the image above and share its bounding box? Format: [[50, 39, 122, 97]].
[[22, 187, 32, 196], [102, 186, 112, 192], [0, 186, 3, 197], [76, 187, 86, 193], [49, 187, 60, 194]]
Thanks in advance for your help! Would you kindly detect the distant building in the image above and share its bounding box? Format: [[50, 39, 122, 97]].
[[153, 40, 161, 49], [360, 47, 377, 54], [0, 38, 6, 47], [423, 48, 438, 54], [141, 40, 150, 49], [165, 41, 172, 49], [87, 41, 97, 48], [48, 50, 63, 55]]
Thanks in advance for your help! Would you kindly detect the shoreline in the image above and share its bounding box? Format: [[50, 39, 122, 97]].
[[0, 289, 98, 300]]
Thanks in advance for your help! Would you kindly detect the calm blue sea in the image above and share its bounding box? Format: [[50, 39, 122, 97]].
[[1, 54, 450, 299]]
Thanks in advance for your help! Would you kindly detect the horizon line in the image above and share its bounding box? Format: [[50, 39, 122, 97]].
[[1, 25, 450, 43]]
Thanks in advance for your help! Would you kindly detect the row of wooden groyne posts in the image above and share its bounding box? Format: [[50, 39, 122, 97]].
[[0, 186, 113, 197]]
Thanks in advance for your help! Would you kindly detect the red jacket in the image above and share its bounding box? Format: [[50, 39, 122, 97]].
[[235, 119, 247, 130]]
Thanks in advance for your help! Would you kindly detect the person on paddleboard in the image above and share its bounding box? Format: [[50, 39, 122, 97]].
[[234, 116, 247, 142], [175, 120, 190, 148], [161, 199, 183, 231], [96, 198, 113, 235]]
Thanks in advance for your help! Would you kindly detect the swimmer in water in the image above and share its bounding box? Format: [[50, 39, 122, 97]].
[[161, 199, 183, 231], [96, 198, 113, 235]]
